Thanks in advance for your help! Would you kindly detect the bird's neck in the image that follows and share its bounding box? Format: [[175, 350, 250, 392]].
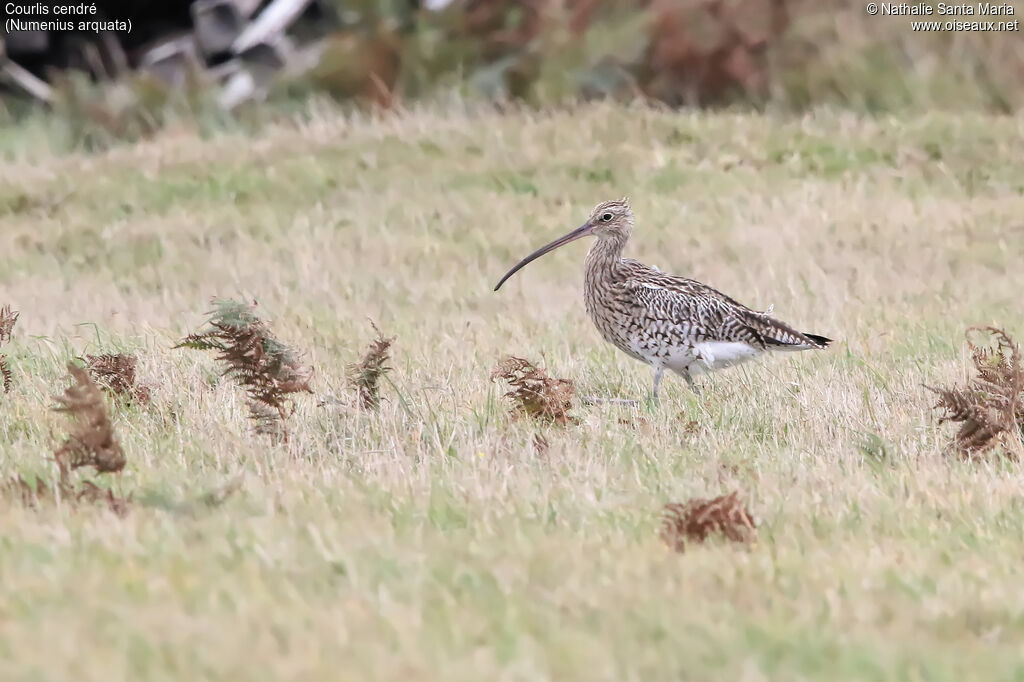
[[585, 233, 627, 278]]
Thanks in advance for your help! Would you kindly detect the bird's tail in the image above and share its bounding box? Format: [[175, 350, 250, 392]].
[[802, 333, 832, 348], [758, 318, 833, 351], [744, 309, 832, 351]]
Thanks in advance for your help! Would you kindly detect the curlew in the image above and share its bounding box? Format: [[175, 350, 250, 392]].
[[494, 198, 832, 400]]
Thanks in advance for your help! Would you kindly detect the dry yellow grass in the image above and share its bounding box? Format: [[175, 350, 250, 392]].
[[1, 101, 1023, 680]]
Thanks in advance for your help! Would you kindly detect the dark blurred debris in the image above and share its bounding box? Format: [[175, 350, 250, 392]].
[[2, 59, 55, 102], [6, 0, 1024, 116], [2, 0, 332, 108], [1, 0, 799, 112], [138, 33, 203, 88], [193, 0, 265, 58]]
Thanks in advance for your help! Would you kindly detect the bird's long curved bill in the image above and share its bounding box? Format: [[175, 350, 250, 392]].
[[493, 224, 591, 291]]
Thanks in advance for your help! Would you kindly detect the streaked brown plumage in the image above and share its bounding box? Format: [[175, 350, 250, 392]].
[[494, 198, 832, 399]]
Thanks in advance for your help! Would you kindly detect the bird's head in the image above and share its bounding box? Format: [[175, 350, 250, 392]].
[[585, 197, 634, 240], [493, 197, 633, 291]]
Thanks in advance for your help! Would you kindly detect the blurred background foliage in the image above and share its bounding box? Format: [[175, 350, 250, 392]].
[[3, 0, 1023, 151], [274, 0, 1024, 112]]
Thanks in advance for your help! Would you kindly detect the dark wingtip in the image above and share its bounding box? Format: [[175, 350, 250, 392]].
[[804, 333, 833, 348]]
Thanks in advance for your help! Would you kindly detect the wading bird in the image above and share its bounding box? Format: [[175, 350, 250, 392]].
[[494, 198, 831, 400]]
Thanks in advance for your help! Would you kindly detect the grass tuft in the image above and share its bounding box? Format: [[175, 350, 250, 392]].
[[660, 492, 757, 553], [491, 356, 577, 425], [929, 326, 1024, 460], [52, 363, 126, 481], [347, 321, 395, 411]]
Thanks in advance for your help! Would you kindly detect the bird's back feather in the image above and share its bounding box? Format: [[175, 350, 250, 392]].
[[616, 259, 830, 351]]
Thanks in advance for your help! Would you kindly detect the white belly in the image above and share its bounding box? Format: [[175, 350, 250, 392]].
[[692, 341, 761, 372], [618, 330, 762, 377]]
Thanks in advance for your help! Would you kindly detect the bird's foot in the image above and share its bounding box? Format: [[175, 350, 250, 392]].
[[580, 396, 640, 408]]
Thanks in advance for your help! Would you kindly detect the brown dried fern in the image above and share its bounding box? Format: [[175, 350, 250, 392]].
[[2, 475, 47, 508], [929, 326, 1024, 459], [175, 298, 313, 436], [347, 321, 394, 410], [660, 492, 757, 553], [0, 305, 18, 393], [0, 305, 17, 344], [53, 363, 125, 481], [2, 475, 130, 516], [490, 356, 576, 425], [0, 360, 10, 394], [86, 353, 152, 404], [74, 480, 132, 517]]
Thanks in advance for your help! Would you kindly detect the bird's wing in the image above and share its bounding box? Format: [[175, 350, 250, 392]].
[[617, 259, 820, 348]]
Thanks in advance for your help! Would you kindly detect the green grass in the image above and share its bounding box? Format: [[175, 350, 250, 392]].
[[2, 101, 1024, 680]]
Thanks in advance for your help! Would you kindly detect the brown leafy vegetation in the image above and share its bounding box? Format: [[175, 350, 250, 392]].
[[0, 305, 19, 393], [3, 475, 130, 517], [175, 298, 313, 437], [491, 356, 576, 425], [929, 326, 1024, 459], [347, 321, 395, 411], [532, 433, 550, 455], [52, 363, 126, 481], [85, 353, 152, 405], [660, 491, 756, 553], [3, 361, 131, 515]]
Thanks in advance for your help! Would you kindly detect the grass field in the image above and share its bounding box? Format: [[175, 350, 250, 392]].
[[2, 101, 1024, 681]]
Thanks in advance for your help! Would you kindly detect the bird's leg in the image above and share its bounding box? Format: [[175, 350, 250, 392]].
[[652, 366, 664, 402], [685, 371, 701, 396], [640, 366, 665, 411]]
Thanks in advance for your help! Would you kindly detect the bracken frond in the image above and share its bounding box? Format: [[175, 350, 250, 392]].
[[53, 363, 125, 481], [347, 321, 394, 410], [0, 305, 18, 345], [0, 305, 18, 394], [660, 492, 757, 553], [175, 298, 313, 436], [2, 475, 130, 516], [490, 356, 577, 425], [74, 481, 132, 517], [86, 353, 152, 404], [928, 326, 1024, 459], [0, 356, 11, 394]]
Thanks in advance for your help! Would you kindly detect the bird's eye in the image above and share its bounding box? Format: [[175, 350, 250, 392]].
[[601, 212, 613, 222]]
